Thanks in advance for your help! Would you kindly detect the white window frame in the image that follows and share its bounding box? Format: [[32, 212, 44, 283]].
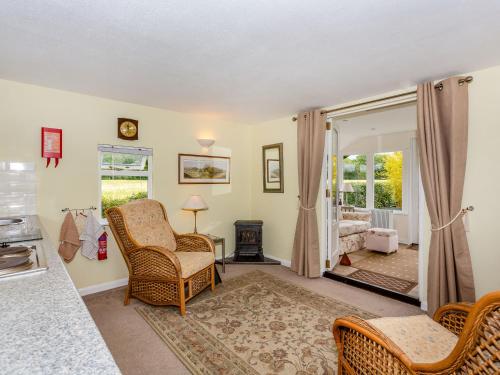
[[97, 145, 153, 224], [340, 150, 408, 214]]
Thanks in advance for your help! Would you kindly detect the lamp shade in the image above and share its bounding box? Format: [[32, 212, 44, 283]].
[[197, 138, 215, 147], [342, 183, 354, 193], [182, 195, 208, 211]]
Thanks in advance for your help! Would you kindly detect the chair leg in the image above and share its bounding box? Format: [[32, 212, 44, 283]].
[[124, 283, 131, 305], [179, 279, 186, 316], [210, 264, 215, 292]]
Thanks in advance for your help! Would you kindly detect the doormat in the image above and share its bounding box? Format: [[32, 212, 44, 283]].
[[349, 269, 417, 294]]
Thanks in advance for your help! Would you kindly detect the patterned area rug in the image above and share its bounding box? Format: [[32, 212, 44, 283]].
[[137, 270, 375, 375], [349, 269, 417, 294]]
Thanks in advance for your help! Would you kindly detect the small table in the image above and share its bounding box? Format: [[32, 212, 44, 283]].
[[205, 234, 226, 273]]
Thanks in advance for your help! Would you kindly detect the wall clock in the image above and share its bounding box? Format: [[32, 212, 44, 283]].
[[117, 118, 139, 140]]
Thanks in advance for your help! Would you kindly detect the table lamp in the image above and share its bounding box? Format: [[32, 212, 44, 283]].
[[342, 183, 354, 205], [182, 195, 208, 233]]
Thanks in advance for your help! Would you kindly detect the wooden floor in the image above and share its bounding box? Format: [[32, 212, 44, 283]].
[[84, 264, 423, 375]]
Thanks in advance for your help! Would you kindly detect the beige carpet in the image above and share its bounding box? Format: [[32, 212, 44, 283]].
[[137, 270, 375, 375], [84, 264, 423, 375]]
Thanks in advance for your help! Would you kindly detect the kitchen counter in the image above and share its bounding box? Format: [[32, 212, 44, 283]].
[[0, 216, 121, 374]]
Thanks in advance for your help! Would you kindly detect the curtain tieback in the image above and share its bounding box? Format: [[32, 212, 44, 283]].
[[431, 206, 474, 232], [300, 205, 316, 211]]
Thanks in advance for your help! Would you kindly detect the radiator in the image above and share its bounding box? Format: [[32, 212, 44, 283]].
[[371, 209, 394, 229]]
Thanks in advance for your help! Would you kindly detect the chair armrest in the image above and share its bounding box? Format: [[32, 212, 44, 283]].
[[175, 233, 215, 253], [128, 245, 181, 280], [333, 316, 413, 374], [433, 302, 472, 335]]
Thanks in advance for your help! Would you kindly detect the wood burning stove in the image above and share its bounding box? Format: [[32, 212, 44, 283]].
[[234, 220, 263, 261]]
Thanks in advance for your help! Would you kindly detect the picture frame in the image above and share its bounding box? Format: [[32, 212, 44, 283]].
[[262, 143, 284, 193], [178, 153, 231, 184]]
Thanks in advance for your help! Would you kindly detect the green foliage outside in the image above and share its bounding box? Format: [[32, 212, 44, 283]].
[[343, 155, 367, 180], [344, 180, 367, 208], [342, 150, 403, 210], [344, 180, 401, 209], [101, 179, 148, 216], [383, 151, 403, 208]]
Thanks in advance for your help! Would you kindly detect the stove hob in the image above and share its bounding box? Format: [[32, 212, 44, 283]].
[[0, 243, 47, 279], [0, 245, 32, 258], [0, 256, 33, 275]]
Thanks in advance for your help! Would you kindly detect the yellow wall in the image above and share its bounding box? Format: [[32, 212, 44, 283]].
[[250, 117, 300, 264], [447, 65, 500, 298], [250, 65, 500, 302], [0, 79, 252, 288]]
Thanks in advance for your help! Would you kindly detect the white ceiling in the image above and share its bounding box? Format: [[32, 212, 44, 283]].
[[336, 103, 417, 149], [1, 1, 500, 123]]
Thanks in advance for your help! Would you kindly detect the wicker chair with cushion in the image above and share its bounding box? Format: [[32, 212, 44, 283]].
[[106, 199, 215, 316], [333, 291, 500, 374]]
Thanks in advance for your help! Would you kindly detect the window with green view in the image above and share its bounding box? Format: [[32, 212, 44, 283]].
[[98, 146, 153, 219], [374, 151, 403, 210], [342, 154, 366, 208]]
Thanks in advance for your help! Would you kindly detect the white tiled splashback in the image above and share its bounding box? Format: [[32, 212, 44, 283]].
[[0, 162, 37, 217]]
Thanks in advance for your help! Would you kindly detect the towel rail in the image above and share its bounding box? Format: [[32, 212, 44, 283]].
[[61, 206, 97, 213]]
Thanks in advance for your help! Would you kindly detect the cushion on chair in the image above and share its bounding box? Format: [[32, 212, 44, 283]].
[[367, 315, 458, 364], [120, 199, 177, 251], [175, 251, 215, 278]]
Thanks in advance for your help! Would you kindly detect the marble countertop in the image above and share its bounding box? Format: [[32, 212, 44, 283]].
[[0, 216, 121, 374]]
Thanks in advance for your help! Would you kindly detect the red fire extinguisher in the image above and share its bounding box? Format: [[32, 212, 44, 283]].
[[98, 232, 108, 261]]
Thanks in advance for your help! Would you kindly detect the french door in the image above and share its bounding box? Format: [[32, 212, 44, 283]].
[[324, 121, 340, 270]]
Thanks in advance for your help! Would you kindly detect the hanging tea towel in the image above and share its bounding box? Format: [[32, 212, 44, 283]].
[[80, 211, 104, 260], [58, 212, 81, 263]]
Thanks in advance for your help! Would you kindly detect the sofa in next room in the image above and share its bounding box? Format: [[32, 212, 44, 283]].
[[338, 211, 372, 255]]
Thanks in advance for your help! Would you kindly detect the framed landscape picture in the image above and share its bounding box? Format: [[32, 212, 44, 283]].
[[178, 154, 231, 184], [262, 143, 284, 193], [266, 159, 281, 183]]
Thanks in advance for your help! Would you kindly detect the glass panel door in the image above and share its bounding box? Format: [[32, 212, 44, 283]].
[[326, 122, 340, 269]]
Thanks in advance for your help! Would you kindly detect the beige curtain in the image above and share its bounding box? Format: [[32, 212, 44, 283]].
[[417, 77, 476, 315], [291, 109, 326, 278]]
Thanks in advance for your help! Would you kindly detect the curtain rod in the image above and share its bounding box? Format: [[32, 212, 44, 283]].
[[292, 76, 473, 122]]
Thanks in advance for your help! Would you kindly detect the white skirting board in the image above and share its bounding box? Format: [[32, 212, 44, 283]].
[[265, 254, 291, 268], [78, 277, 128, 296]]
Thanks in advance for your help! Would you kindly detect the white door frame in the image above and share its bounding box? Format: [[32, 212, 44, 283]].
[[321, 93, 427, 310], [321, 121, 339, 272]]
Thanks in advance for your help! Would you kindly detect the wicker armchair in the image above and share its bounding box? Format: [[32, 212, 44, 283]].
[[333, 291, 500, 374], [106, 199, 215, 316]]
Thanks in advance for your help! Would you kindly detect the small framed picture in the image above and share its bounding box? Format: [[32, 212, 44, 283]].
[[266, 159, 281, 183], [178, 154, 230, 184], [262, 143, 284, 193]]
